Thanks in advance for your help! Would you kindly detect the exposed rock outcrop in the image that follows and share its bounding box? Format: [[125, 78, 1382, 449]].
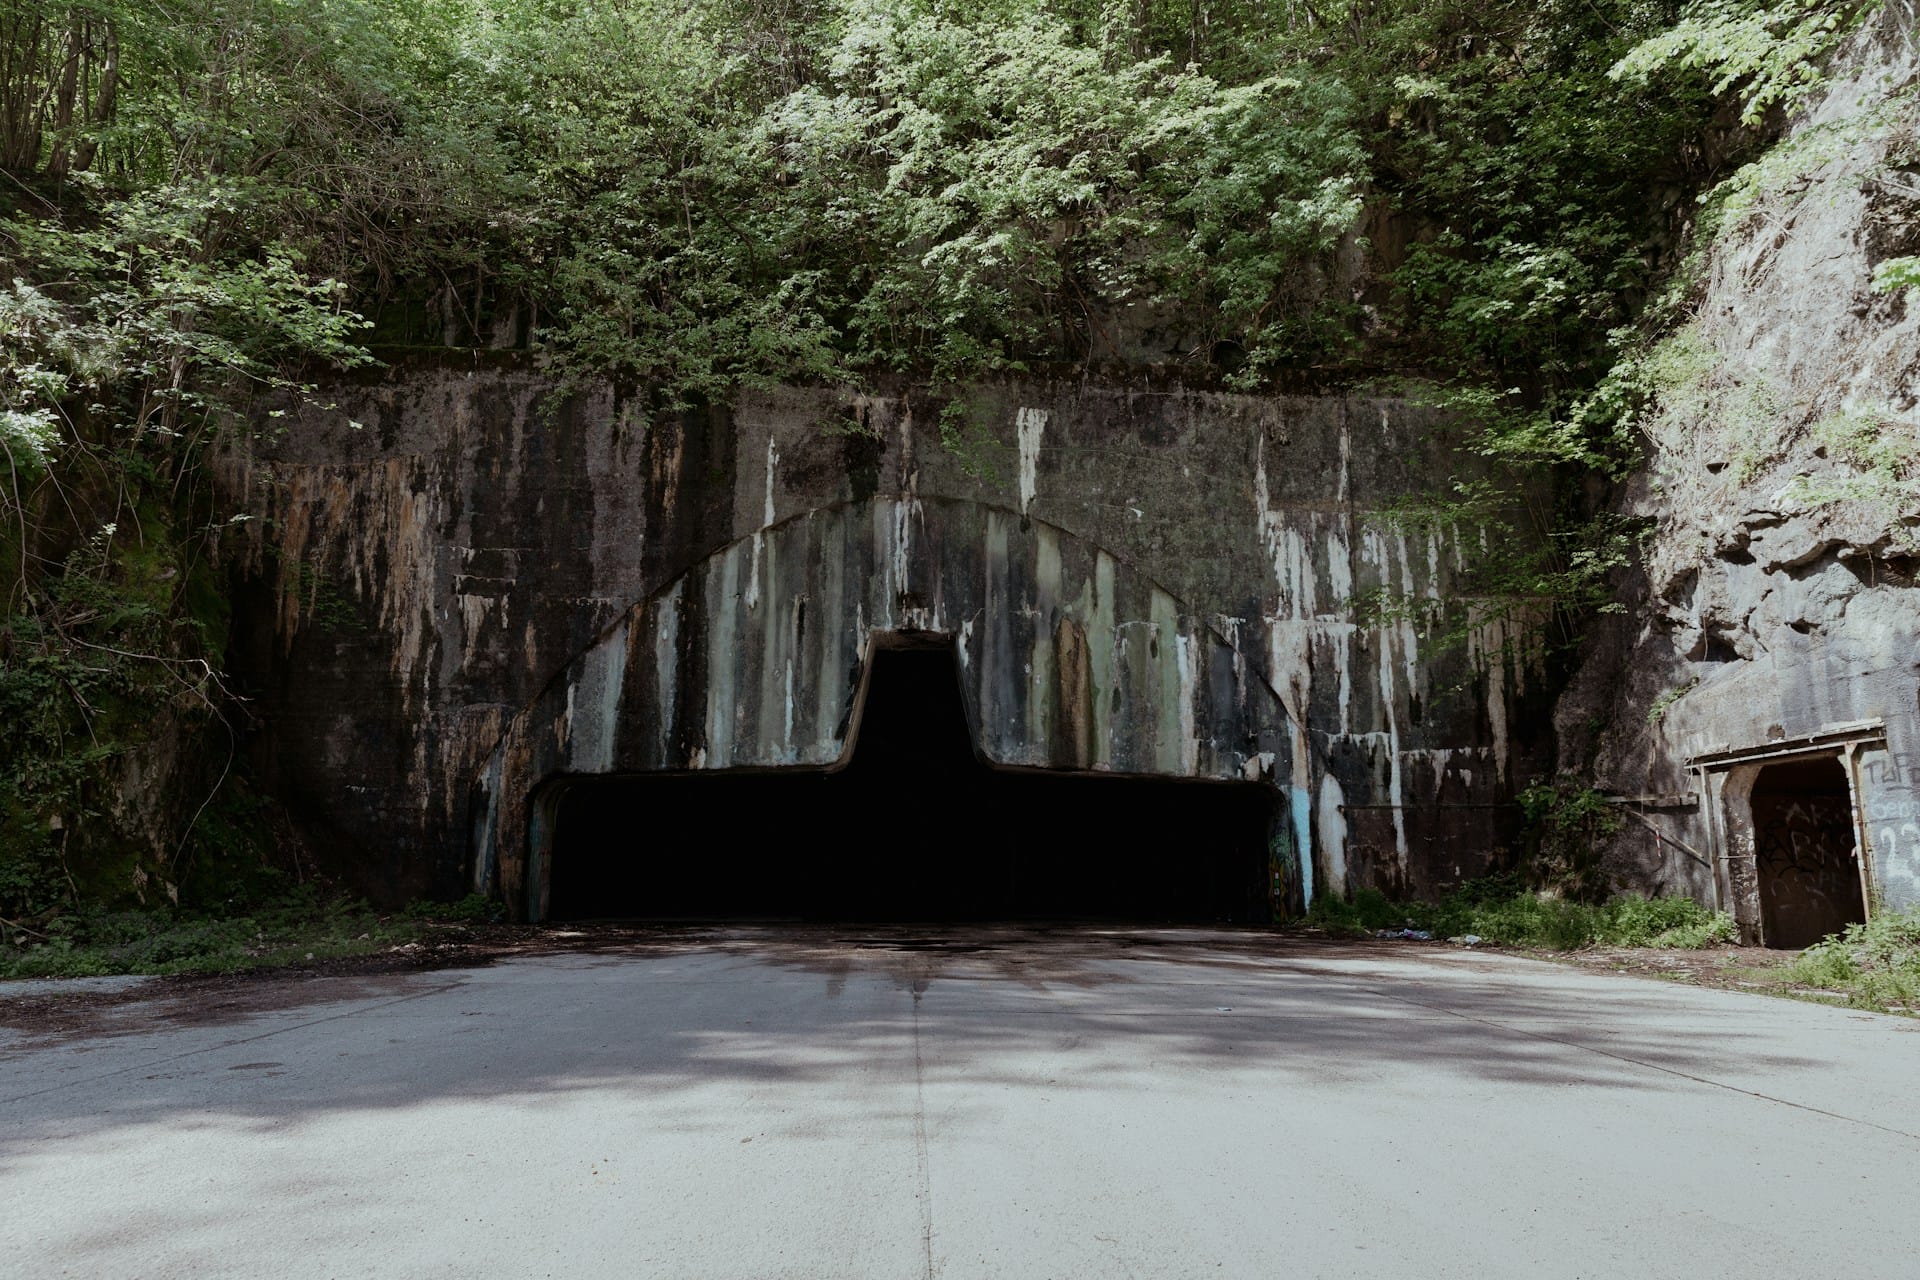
[[1558, 3, 1920, 927]]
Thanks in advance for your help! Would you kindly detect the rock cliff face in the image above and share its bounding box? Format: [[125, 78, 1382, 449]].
[[217, 373, 1551, 915], [1559, 4, 1920, 936]]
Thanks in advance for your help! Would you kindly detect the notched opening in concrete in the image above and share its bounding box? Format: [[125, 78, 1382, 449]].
[[545, 645, 1276, 923]]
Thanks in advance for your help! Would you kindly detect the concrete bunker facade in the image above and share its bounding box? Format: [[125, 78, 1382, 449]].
[[223, 368, 1555, 920], [1650, 711, 1914, 947], [1589, 516, 1920, 944]]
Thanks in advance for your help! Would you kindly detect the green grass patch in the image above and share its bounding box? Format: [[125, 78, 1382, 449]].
[[1305, 879, 1736, 951], [1779, 907, 1920, 1011], [0, 890, 497, 980]]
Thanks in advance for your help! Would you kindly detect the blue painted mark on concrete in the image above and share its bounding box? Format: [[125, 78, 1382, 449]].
[[1290, 785, 1314, 910]]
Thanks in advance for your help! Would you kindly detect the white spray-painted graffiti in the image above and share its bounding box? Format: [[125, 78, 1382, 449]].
[[1861, 750, 1920, 908]]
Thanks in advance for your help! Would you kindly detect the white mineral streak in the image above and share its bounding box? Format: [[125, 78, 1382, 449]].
[[871, 504, 896, 624], [1330, 628, 1353, 734], [654, 579, 682, 765], [1150, 590, 1189, 774], [703, 547, 741, 767], [771, 583, 801, 760], [1325, 526, 1353, 612], [1393, 532, 1420, 696], [903, 499, 933, 631], [471, 751, 504, 895], [1404, 747, 1462, 804], [1036, 522, 1062, 608], [1257, 434, 1338, 890], [1027, 525, 1064, 756], [755, 519, 786, 758], [458, 591, 499, 669], [1090, 551, 1116, 768], [1218, 613, 1248, 764], [783, 649, 796, 755], [567, 620, 627, 772], [891, 498, 915, 614], [815, 513, 847, 750], [982, 512, 1011, 747], [744, 437, 778, 612], [1016, 407, 1049, 514], [275, 461, 439, 710], [1362, 528, 1410, 866], [1176, 632, 1199, 774], [1254, 437, 1316, 620], [1467, 605, 1511, 785], [1316, 772, 1349, 895]]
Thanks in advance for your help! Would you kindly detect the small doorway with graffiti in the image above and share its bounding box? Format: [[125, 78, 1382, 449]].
[[1694, 727, 1881, 949], [1747, 757, 1866, 949]]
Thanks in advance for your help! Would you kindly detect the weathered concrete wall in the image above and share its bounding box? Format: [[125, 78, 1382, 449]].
[[472, 498, 1303, 918], [219, 369, 1548, 913], [1555, 5, 1920, 933]]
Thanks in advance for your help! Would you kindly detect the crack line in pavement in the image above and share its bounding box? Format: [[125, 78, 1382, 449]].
[[1367, 986, 1920, 1144], [0, 981, 464, 1107], [910, 982, 935, 1280]]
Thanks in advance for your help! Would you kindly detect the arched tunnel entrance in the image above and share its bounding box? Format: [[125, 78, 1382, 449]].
[[545, 644, 1277, 923]]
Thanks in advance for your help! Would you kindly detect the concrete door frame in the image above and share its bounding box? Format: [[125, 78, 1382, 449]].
[[1689, 721, 1883, 945]]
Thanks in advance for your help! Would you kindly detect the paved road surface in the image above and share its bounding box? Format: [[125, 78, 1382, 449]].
[[4, 927, 1917, 1279]]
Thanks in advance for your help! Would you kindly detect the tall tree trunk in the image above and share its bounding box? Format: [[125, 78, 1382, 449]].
[[70, 27, 116, 173], [44, 18, 84, 178]]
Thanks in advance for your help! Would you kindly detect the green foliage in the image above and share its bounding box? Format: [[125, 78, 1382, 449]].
[[404, 892, 501, 923], [2, 0, 1886, 920], [1647, 678, 1699, 724], [1782, 906, 1920, 1008], [445, 0, 1372, 391], [2, 0, 410, 919], [1517, 776, 1625, 897], [1781, 405, 1920, 545], [1873, 255, 1920, 293], [1305, 879, 1735, 950], [0, 514, 234, 921], [935, 399, 1005, 482], [1611, 0, 1885, 125], [0, 888, 425, 978]]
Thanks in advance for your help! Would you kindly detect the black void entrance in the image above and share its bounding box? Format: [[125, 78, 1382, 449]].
[[545, 645, 1275, 922], [1750, 757, 1866, 949]]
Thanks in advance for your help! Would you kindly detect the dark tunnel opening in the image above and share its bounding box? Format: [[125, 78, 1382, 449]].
[[545, 645, 1277, 923], [1750, 756, 1866, 949]]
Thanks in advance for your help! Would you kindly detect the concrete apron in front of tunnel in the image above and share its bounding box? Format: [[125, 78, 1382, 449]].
[[4, 935, 1919, 1280]]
